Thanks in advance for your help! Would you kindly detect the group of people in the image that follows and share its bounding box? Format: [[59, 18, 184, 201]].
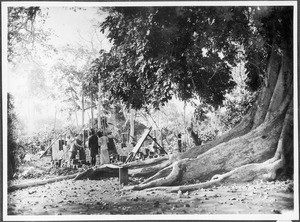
[[136, 138, 164, 160], [70, 129, 117, 166], [88, 129, 110, 166]]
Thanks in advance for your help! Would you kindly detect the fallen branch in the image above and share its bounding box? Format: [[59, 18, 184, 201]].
[[8, 173, 78, 192]]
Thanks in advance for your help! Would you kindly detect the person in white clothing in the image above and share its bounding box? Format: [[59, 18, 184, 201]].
[[97, 131, 110, 165]]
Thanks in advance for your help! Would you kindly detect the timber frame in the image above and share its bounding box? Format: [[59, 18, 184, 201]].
[[125, 127, 168, 163]]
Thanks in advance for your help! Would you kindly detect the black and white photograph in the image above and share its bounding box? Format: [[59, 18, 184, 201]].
[[2, 1, 299, 220]]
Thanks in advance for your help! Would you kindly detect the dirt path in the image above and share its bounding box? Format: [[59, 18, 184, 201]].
[[7, 177, 294, 215]]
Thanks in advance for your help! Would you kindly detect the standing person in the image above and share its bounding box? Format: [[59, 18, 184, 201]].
[[107, 132, 118, 155], [88, 129, 98, 166], [70, 134, 83, 161], [77, 134, 86, 161], [177, 133, 182, 153], [98, 131, 110, 165]]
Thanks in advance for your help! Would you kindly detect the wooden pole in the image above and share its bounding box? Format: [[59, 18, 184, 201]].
[[91, 87, 94, 129], [119, 167, 129, 185], [81, 84, 85, 128], [147, 134, 168, 155], [98, 74, 102, 130]]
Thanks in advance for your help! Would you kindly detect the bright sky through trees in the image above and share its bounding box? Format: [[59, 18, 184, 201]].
[[42, 7, 112, 50], [6, 7, 112, 133]]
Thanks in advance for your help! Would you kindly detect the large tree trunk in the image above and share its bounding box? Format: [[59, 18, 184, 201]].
[[121, 21, 294, 191]]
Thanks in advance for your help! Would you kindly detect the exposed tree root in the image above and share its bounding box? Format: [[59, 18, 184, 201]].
[[180, 114, 284, 182], [129, 159, 172, 177], [125, 117, 283, 191], [73, 156, 172, 180], [127, 97, 292, 191], [142, 158, 286, 193], [130, 159, 187, 190], [123, 156, 169, 169], [141, 164, 174, 184]]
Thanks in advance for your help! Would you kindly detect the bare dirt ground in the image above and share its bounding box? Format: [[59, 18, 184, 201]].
[[7, 176, 294, 215]]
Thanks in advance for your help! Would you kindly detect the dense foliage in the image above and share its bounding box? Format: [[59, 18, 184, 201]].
[[244, 6, 293, 91], [94, 6, 293, 111], [97, 6, 255, 109], [192, 85, 256, 143], [191, 60, 257, 142], [8, 7, 40, 61]]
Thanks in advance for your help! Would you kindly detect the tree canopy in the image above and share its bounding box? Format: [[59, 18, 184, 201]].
[[97, 7, 246, 109], [94, 6, 293, 110]]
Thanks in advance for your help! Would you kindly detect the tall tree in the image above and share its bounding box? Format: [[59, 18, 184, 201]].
[[52, 44, 98, 128], [95, 6, 294, 190]]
